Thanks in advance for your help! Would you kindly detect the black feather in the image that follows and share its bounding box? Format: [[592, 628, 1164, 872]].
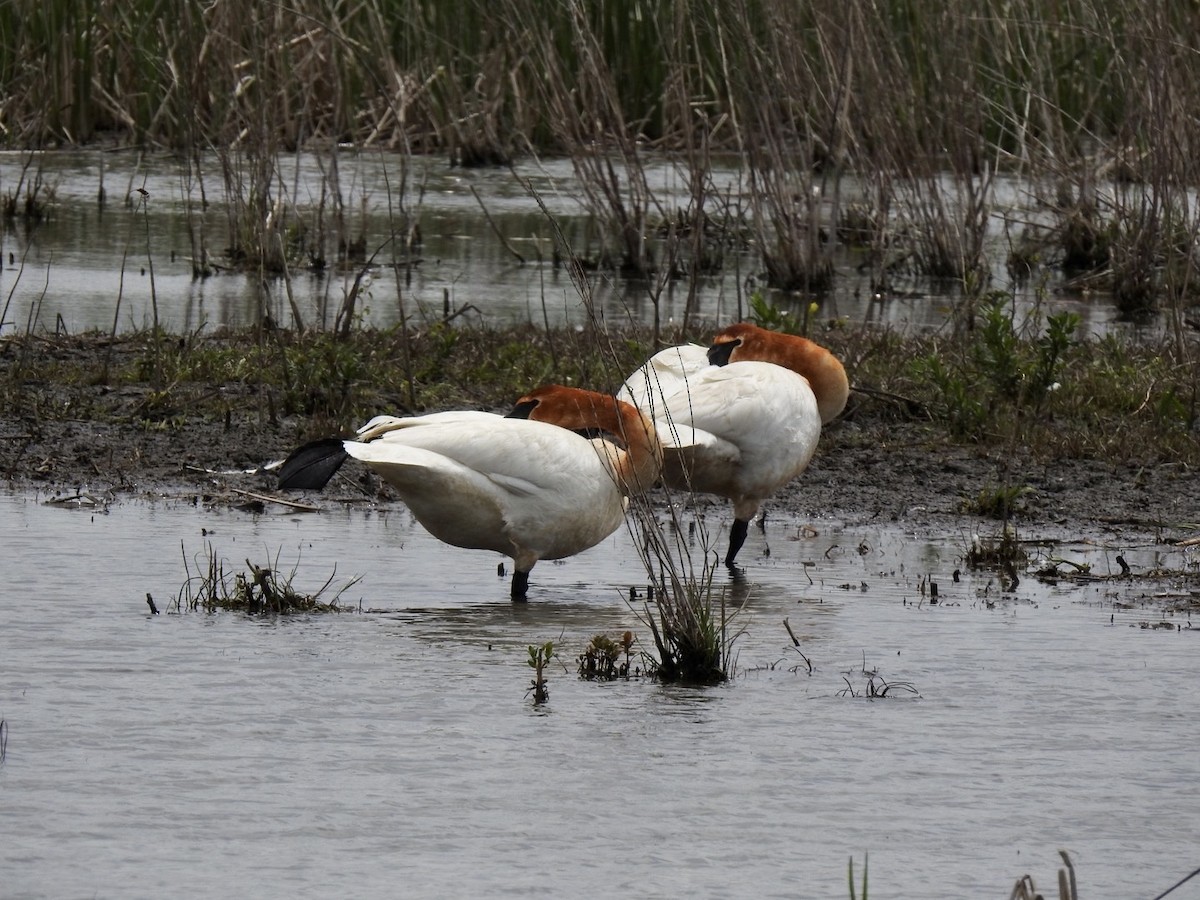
[[277, 439, 351, 490]]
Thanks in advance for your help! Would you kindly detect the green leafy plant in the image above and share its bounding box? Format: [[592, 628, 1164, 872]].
[[1029, 311, 1079, 405], [920, 352, 988, 438], [973, 297, 1024, 400], [578, 631, 635, 681], [527, 641, 555, 704], [748, 292, 810, 337], [919, 299, 1079, 440]]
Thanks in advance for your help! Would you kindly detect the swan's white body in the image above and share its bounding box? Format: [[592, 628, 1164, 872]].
[[619, 325, 847, 566], [279, 386, 662, 599], [345, 412, 627, 573], [619, 349, 821, 524]]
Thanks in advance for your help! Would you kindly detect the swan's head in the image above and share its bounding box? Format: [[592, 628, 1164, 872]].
[[507, 385, 662, 491], [707, 323, 849, 424]]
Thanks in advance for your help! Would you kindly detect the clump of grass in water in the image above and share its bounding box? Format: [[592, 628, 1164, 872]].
[[626, 507, 742, 686], [964, 528, 1028, 595], [1011, 850, 1078, 900], [642, 568, 727, 685], [171, 542, 360, 614]]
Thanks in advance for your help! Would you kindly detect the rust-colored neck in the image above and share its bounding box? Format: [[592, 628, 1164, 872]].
[[710, 323, 849, 423], [509, 385, 663, 492]]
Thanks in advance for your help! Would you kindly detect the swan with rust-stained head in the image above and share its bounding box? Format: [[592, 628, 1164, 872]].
[[706, 323, 849, 424], [618, 322, 849, 567], [277, 386, 662, 600]]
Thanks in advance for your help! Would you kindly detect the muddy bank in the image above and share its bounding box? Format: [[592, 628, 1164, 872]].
[[4, 378, 1194, 551]]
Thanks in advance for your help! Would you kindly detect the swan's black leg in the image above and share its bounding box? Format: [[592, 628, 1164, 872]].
[[511, 570, 530, 601], [725, 518, 750, 568]]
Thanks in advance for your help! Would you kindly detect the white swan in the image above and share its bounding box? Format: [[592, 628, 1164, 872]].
[[277, 386, 661, 600], [618, 323, 849, 567]]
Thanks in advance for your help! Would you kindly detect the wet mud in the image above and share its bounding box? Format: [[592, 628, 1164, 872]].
[[4, 375, 1193, 552]]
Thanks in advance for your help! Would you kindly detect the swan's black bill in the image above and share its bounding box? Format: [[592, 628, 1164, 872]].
[[707, 338, 740, 366], [505, 399, 537, 418]]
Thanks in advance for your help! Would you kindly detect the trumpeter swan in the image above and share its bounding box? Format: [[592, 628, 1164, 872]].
[[618, 323, 848, 567], [277, 386, 661, 600]]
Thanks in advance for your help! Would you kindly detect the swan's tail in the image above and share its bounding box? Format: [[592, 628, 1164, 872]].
[[277, 439, 350, 490]]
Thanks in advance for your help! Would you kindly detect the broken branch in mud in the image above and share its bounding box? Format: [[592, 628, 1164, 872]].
[[228, 488, 320, 511]]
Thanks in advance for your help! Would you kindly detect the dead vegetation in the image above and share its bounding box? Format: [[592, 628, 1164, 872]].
[[6, 1, 1200, 334], [170, 542, 360, 614]]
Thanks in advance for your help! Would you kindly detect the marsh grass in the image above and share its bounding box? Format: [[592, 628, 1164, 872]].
[[637, 567, 735, 686], [964, 528, 1028, 574], [837, 653, 920, 701], [838, 294, 1199, 466], [848, 854, 868, 900], [514, 2, 658, 279], [2, 0, 1184, 160], [9, 321, 703, 437], [171, 542, 360, 614], [621, 505, 743, 686], [1, 312, 1195, 473], [8, 1, 1200, 332], [1, 153, 54, 224], [1011, 851, 1078, 900]]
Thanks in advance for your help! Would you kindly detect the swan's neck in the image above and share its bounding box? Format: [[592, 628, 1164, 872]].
[[608, 407, 663, 495], [726, 329, 849, 423], [764, 342, 848, 424], [513, 386, 664, 494]]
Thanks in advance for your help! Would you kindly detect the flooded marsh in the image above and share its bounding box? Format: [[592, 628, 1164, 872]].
[[2, 143, 1198, 899], [1, 492, 1198, 898], [0, 150, 1180, 341], [5, 4, 1200, 895]]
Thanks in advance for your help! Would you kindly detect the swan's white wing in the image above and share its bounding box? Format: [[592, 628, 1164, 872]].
[[618, 344, 711, 415], [344, 440, 511, 552], [362, 414, 604, 490], [356, 410, 501, 442], [639, 361, 822, 502]]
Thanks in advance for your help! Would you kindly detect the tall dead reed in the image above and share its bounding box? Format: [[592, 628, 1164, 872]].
[[4, 0, 1200, 341], [505, 0, 662, 281]]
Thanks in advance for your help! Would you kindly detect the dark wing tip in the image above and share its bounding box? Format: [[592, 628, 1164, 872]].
[[276, 438, 350, 490]]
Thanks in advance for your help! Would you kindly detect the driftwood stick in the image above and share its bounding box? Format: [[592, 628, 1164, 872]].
[[230, 487, 321, 512]]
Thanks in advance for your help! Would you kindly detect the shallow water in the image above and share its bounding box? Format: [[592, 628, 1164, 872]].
[[0, 150, 1163, 340], [2, 491, 1197, 899]]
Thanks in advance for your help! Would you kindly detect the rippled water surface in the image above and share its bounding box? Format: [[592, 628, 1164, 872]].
[[0, 150, 1165, 339], [2, 492, 1197, 899]]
